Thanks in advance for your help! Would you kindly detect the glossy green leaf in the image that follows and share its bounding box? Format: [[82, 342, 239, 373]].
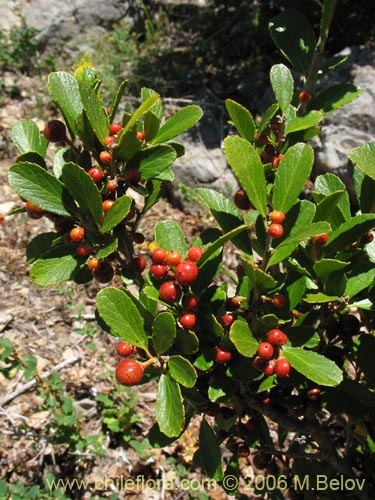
[[109, 79, 128, 122], [241, 257, 277, 289], [152, 105, 203, 144], [156, 374, 185, 437], [199, 224, 251, 266], [154, 220, 187, 255], [324, 214, 375, 253], [8, 162, 76, 217], [95, 238, 118, 260], [121, 94, 160, 136], [52, 147, 71, 178], [11, 120, 48, 157], [100, 195, 132, 233], [272, 143, 314, 214], [168, 356, 197, 388], [143, 111, 161, 142], [96, 288, 148, 350], [30, 246, 81, 286], [313, 259, 348, 280], [270, 64, 294, 114], [348, 142, 375, 182], [116, 130, 143, 161], [313, 191, 346, 225], [224, 135, 267, 217], [353, 166, 375, 214], [314, 173, 351, 223], [230, 319, 258, 357], [152, 312, 176, 355], [257, 103, 279, 136], [283, 347, 343, 386], [312, 83, 362, 116], [78, 80, 109, 145], [62, 162, 102, 225], [285, 110, 322, 135], [304, 292, 341, 303], [225, 99, 256, 142], [269, 9, 315, 74], [199, 419, 224, 480], [141, 87, 163, 120], [345, 262, 375, 299], [48, 72, 83, 138], [138, 145, 177, 180]]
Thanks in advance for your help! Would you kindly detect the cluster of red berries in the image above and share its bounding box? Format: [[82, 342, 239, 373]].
[[253, 328, 291, 378], [115, 341, 146, 386], [267, 210, 286, 239]]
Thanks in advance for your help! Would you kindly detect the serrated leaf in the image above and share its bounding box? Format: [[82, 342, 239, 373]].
[[230, 319, 258, 357], [152, 105, 203, 144], [348, 142, 375, 182], [224, 136, 267, 218], [52, 147, 71, 178], [241, 257, 277, 289], [8, 162, 77, 217], [48, 72, 83, 138], [11, 120, 48, 157], [156, 374, 185, 437], [100, 195, 132, 233], [283, 347, 343, 386], [312, 83, 362, 116], [30, 246, 81, 286], [270, 64, 294, 114], [285, 110, 323, 135], [324, 214, 375, 253], [152, 312, 176, 355], [62, 162, 102, 225], [96, 288, 148, 350], [168, 356, 197, 388], [138, 145, 177, 180], [199, 419, 224, 480], [225, 99, 256, 142], [78, 80, 109, 144], [154, 220, 187, 255], [272, 143, 314, 214]]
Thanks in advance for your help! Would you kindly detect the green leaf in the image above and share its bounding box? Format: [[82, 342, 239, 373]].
[[152, 105, 203, 144], [116, 130, 143, 161], [195, 188, 252, 253], [175, 329, 199, 355], [109, 79, 128, 122], [52, 147, 71, 179], [8, 162, 77, 217], [48, 72, 83, 138], [156, 374, 185, 437], [26, 232, 59, 264], [345, 262, 375, 299], [283, 347, 343, 386], [313, 259, 348, 280], [324, 214, 375, 253], [241, 257, 277, 289], [100, 195, 132, 233], [141, 87, 163, 120], [230, 319, 259, 357], [30, 246, 81, 286], [313, 190, 346, 225], [270, 64, 294, 114], [154, 220, 187, 255], [285, 110, 323, 135], [95, 238, 118, 259], [199, 224, 251, 267], [143, 111, 161, 142], [152, 312, 176, 355], [22, 354, 37, 381], [257, 103, 279, 136], [272, 143, 314, 214], [62, 162, 103, 225], [121, 93, 160, 136], [353, 166, 375, 214], [348, 142, 375, 182], [168, 356, 197, 388], [224, 135, 267, 217], [312, 83, 362, 116], [78, 80, 109, 145], [11, 120, 48, 157], [96, 288, 148, 350], [138, 145, 177, 180], [199, 419, 224, 480], [304, 292, 341, 303], [225, 99, 256, 142], [269, 9, 316, 75]]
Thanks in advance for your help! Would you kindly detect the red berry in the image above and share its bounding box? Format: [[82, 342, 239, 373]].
[[272, 154, 284, 169], [214, 346, 232, 364], [109, 122, 122, 135], [152, 247, 167, 264], [131, 256, 147, 273], [272, 293, 287, 309], [268, 223, 283, 238], [263, 360, 276, 376], [274, 358, 291, 377], [76, 244, 90, 257], [307, 388, 321, 401], [116, 341, 133, 357], [179, 313, 196, 329], [70, 226, 85, 242], [221, 313, 235, 328], [136, 131, 146, 141], [102, 199, 115, 213], [150, 263, 168, 280], [100, 151, 112, 163], [187, 246, 204, 262], [362, 232, 374, 244], [237, 445, 250, 458], [270, 210, 285, 224], [115, 358, 144, 386], [104, 135, 115, 146], [299, 90, 312, 103], [106, 180, 117, 192], [88, 167, 104, 182], [166, 250, 182, 267], [252, 356, 267, 372], [257, 342, 274, 360], [43, 120, 67, 142], [175, 261, 199, 286], [225, 296, 241, 311], [314, 233, 328, 245], [159, 281, 182, 303], [266, 329, 287, 346], [234, 189, 251, 210], [182, 293, 199, 310], [88, 257, 101, 272], [26, 201, 44, 213]]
